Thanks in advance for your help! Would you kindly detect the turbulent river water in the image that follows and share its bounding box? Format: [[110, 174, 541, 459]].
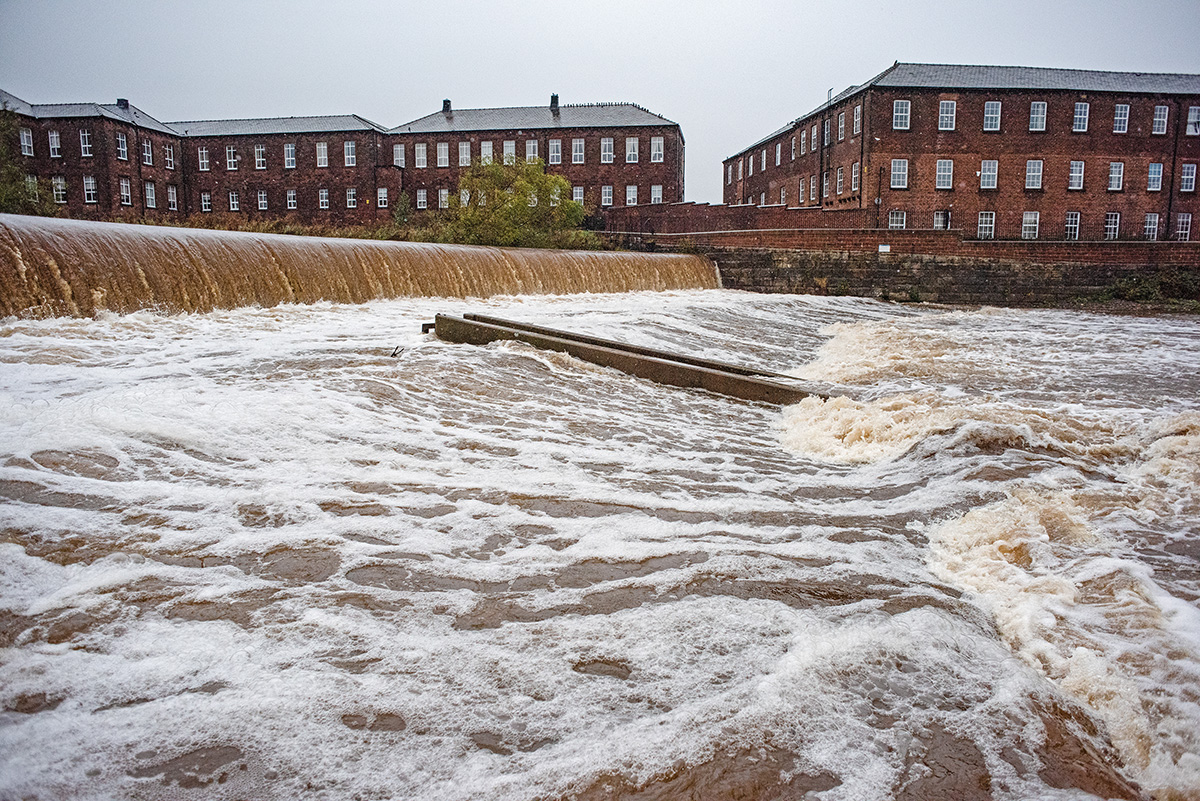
[[1, 290, 1198, 801]]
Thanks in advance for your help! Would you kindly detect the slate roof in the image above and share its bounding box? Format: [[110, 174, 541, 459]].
[[392, 103, 677, 134], [0, 89, 179, 135], [167, 115, 388, 137]]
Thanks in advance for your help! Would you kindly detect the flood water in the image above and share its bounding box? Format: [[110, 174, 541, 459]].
[[1, 290, 1198, 800]]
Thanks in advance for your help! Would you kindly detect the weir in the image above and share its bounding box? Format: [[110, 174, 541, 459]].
[[0, 214, 718, 318]]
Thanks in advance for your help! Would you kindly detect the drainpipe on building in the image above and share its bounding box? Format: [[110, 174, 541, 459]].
[[1165, 97, 1181, 240]]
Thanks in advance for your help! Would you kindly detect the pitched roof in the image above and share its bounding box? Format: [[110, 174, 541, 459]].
[[0, 90, 179, 135], [167, 115, 387, 137], [392, 102, 677, 134], [0, 89, 34, 116], [874, 62, 1200, 94]]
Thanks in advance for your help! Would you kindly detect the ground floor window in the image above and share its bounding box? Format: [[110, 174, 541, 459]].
[[977, 211, 995, 240], [888, 210, 906, 229]]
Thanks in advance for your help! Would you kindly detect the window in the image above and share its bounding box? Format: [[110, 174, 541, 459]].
[[201, 192, 211, 212], [601, 185, 613, 206], [1144, 213, 1159, 241], [480, 142, 493, 164], [801, 130, 807, 154], [226, 145, 238, 170], [1113, 104, 1130, 133], [19, 127, 33, 156], [1177, 213, 1192, 241], [164, 144, 174, 169], [837, 166, 844, 194], [167, 185, 177, 211], [1073, 102, 1089, 132], [503, 140, 516, 164], [779, 187, 786, 205], [933, 210, 949, 229], [939, 100, 956, 130], [414, 143, 427, 168], [758, 192, 765, 206], [810, 175, 817, 200], [646, 135, 663, 164], [936, 159, 954, 189], [622, 137, 637, 164], [1189, 107, 1200, 136], [626, 185, 637, 205], [286, 143, 297, 169], [600, 138, 613, 163], [1148, 163, 1163, 191], [726, 164, 732, 185], [144, 181, 156, 208], [888, 210, 906, 229], [1065, 211, 1080, 240], [48, 130, 60, 157], [83, 175, 97, 203], [346, 188, 357, 208], [116, 132, 128, 160], [1069, 160, 1084, 190], [1182, 164, 1196, 192], [257, 190, 267, 210], [415, 189, 426, 209], [52, 176, 67, 203], [1022, 211, 1039, 239], [980, 160, 998, 189], [319, 188, 329, 209], [142, 139, 153, 165], [1105, 212, 1121, 239], [228, 191, 239, 211], [837, 112, 845, 141], [1108, 162, 1124, 190], [891, 159, 908, 189], [762, 149, 768, 171], [983, 101, 1002, 131], [1153, 105, 1169, 135], [317, 142, 328, 167], [1029, 102, 1047, 131], [287, 189, 297, 209], [1025, 160, 1043, 189], [651, 185, 663, 204], [548, 139, 560, 165], [776, 142, 782, 165], [437, 142, 449, 167], [255, 144, 266, 170], [822, 171, 829, 197], [461, 189, 470, 207], [823, 119, 830, 145], [438, 188, 449, 209], [791, 137, 796, 160], [977, 211, 995, 239], [344, 141, 356, 166], [572, 186, 583, 205], [854, 105, 861, 134], [79, 129, 92, 157], [198, 146, 209, 171], [748, 155, 753, 176], [738, 160, 743, 180], [119, 177, 131, 205], [811, 123, 818, 147], [852, 162, 860, 191], [527, 140, 538, 161], [392, 143, 403, 167]]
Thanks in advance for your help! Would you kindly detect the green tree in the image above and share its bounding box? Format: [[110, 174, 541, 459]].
[[0, 107, 61, 217], [417, 158, 600, 249]]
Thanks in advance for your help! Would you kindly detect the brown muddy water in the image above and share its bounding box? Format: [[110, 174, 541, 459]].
[[1, 287, 1198, 800]]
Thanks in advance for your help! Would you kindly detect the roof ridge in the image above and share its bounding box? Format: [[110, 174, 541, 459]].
[[166, 112, 370, 124], [891, 61, 1199, 76]]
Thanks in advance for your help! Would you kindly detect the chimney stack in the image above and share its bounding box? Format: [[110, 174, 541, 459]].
[[550, 93, 559, 112], [442, 99, 451, 113], [116, 98, 129, 110]]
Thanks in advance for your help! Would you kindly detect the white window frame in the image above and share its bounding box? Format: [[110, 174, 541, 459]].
[[939, 100, 956, 131], [980, 160, 998, 190], [503, 140, 516, 164], [287, 189, 297, 209], [890, 159, 908, 189], [791, 137, 796, 161], [1148, 163, 1163, 191], [1025, 160, 1043, 190], [228, 190, 239, 211], [1021, 211, 1039, 239], [572, 138, 585, 164], [317, 142, 329, 168], [1144, 213, 1159, 241], [414, 143, 427, 168], [810, 175, 816, 200], [255, 144, 266, 170], [526, 140, 538, 162], [144, 181, 156, 208], [801, 130, 807, 154], [225, 145, 238, 170], [48, 130, 60, 158], [1176, 213, 1192, 241], [1189, 107, 1200, 136], [1064, 211, 1080, 240], [651, 136, 664, 163], [1181, 163, 1196, 193], [415, 189, 426, 209], [822, 171, 829, 197], [460, 189, 470, 207], [1029, 102, 1047, 131], [116, 132, 128, 160], [837, 112, 845, 141], [626, 137, 638, 163], [1073, 102, 1089, 132], [779, 187, 786, 205], [651, 184, 663, 204], [626, 184, 637, 206], [438, 188, 449, 209], [344, 140, 356, 167], [836, 166, 844, 194], [983, 101, 1002, 131], [52, 176, 67, 204], [548, 139, 560, 165], [572, 186, 584, 205], [79, 129, 92, 157], [854, 105, 862, 134], [167, 184, 177, 211], [977, 211, 995, 240], [823, 120, 830, 146], [1105, 212, 1121, 240], [392, 143, 404, 167], [776, 142, 782, 165], [201, 192, 211, 212], [285, 143, 296, 169], [258, 189, 268, 210], [346, 187, 357, 208], [601, 138, 614, 163], [164, 143, 175, 170], [437, 142, 449, 168], [851, 161, 860, 191], [1113, 104, 1130, 133], [888, 210, 906, 229], [83, 175, 97, 204], [1152, 105, 1169, 135], [19, 127, 34, 156], [601, 185, 613, 206], [319, 188, 330, 209], [933, 211, 949, 230], [142, 139, 153, 166], [119, 177, 131, 205], [198, 146, 209, 171], [1069, 161, 1085, 190], [936, 159, 953, 189], [1108, 162, 1124, 191], [480, 141, 492, 164]]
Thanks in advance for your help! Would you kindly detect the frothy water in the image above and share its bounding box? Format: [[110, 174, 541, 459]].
[[1, 291, 1197, 800]]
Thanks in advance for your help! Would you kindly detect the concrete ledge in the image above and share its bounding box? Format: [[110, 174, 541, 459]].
[[433, 314, 824, 406]]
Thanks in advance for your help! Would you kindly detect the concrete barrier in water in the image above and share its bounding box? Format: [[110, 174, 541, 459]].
[[432, 313, 827, 405]]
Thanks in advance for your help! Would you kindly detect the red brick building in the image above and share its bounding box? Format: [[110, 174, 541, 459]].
[[3, 89, 684, 224], [723, 63, 1200, 241], [389, 95, 684, 213]]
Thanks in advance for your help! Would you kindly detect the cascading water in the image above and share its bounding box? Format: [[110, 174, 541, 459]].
[[0, 214, 718, 317], [1, 236, 1198, 800]]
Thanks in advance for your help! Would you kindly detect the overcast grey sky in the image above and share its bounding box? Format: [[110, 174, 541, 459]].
[[2, 0, 1197, 203]]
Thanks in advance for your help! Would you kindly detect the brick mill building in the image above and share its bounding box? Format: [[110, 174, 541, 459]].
[[2, 89, 684, 224], [722, 63, 1200, 241]]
